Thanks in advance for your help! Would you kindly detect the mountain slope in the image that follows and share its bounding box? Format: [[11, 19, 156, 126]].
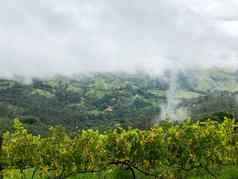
[[1, 69, 238, 133]]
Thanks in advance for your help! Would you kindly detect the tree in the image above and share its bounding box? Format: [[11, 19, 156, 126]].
[[0, 134, 2, 179]]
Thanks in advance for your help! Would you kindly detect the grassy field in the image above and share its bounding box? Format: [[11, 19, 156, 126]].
[[3, 166, 238, 179]]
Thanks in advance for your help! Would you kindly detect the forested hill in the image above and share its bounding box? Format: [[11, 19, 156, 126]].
[[1, 69, 238, 134], [0, 73, 167, 133]]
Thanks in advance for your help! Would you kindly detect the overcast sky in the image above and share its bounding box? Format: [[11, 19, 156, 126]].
[[1, 0, 238, 78]]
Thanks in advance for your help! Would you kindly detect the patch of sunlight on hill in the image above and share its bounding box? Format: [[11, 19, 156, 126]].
[[176, 90, 202, 99], [66, 84, 83, 94], [223, 81, 238, 92], [195, 75, 238, 93], [148, 89, 166, 97], [31, 89, 54, 98]]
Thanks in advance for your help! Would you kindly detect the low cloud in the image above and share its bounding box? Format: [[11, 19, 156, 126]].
[[1, 0, 238, 78]]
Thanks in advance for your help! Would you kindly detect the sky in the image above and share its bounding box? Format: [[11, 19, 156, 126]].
[[1, 0, 238, 78]]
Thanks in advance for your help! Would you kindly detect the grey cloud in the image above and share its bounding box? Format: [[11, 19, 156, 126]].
[[0, 0, 238, 78]]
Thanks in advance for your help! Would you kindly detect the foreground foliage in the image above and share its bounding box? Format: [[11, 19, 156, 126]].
[[1, 118, 238, 178]]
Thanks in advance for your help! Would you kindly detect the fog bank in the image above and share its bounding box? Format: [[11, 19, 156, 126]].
[[1, 0, 238, 78]]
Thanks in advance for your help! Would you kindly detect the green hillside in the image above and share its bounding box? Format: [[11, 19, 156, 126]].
[[1, 69, 238, 133], [0, 73, 167, 133]]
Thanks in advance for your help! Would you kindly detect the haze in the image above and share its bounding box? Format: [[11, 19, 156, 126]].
[[1, 0, 238, 78]]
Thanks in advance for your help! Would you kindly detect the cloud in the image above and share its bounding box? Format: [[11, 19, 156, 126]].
[[1, 0, 238, 78]]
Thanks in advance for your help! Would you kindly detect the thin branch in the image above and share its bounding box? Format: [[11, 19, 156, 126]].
[[31, 167, 38, 179], [202, 165, 217, 179], [132, 166, 159, 178]]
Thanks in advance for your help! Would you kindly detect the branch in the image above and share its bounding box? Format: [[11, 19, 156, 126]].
[[109, 161, 136, 179], [31, 167, 38, 179], [109, 160, 162, 178], [202, 165, 217, 179], [132, 165, 160, 178]]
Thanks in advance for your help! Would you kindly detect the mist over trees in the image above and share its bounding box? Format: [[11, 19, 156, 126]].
[[0, 69, 238, 134]]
